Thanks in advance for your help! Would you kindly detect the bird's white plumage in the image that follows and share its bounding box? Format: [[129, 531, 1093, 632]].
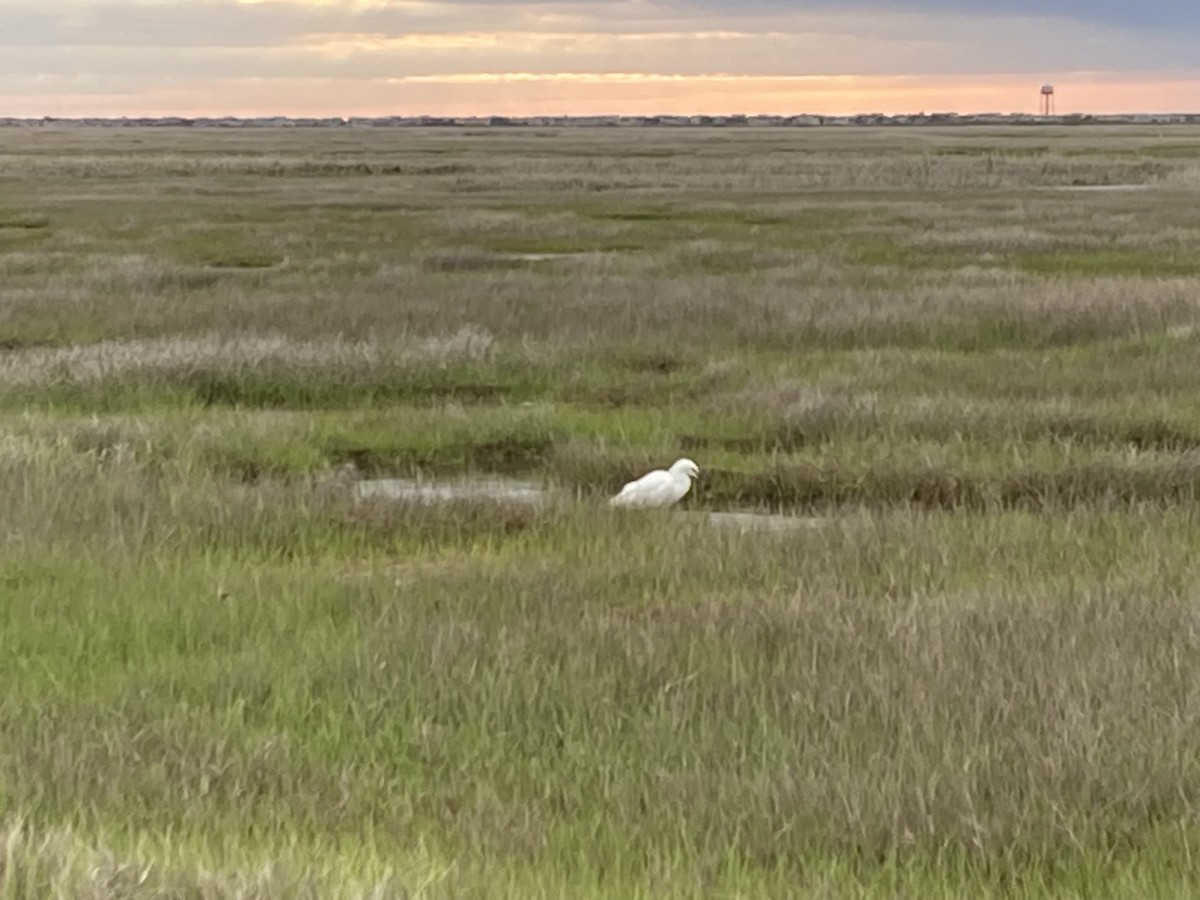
[[609, 458, 700, 508]]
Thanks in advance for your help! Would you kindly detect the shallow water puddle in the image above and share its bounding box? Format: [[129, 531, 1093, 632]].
[[492, 251, 605, 263], [354, 477, 545, 505], [1046, 183, 1157, 192], [701, 511, 828, 532], [354, 477, 827, 530]]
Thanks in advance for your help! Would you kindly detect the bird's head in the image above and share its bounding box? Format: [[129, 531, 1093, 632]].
[[671, 458, 701, 480]]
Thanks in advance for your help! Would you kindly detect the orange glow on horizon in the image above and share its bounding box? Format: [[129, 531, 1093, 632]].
[[6, 72, 1199, 119]]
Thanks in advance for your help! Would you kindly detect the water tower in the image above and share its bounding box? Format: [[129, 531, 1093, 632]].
[[1039, 84, 1055, 116]]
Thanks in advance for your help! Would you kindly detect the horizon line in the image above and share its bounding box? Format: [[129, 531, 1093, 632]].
[[5, 111, 1200, 122]]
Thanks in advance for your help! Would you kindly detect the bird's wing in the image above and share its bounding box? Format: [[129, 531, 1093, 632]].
[[609, 469, 671, 506], [642, 474, 683, 506]]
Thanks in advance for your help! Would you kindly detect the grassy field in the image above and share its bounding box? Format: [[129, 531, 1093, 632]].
[[4, 124, 1200, 897]]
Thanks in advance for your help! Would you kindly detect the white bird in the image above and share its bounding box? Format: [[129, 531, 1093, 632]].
[[609, 458, 701, 508]]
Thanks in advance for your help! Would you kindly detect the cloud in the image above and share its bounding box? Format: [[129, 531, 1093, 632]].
[[1, 2, 1194, 77], [6, 0, 1199, 48], [2, 0, 1198, 115], [660, 0, 1200, 29]]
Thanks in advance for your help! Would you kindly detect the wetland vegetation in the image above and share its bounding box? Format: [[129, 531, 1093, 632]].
[[3, 125, 1200, 897]]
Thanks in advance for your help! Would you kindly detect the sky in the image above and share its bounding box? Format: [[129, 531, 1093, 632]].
[[2, 0, 1199, 117]]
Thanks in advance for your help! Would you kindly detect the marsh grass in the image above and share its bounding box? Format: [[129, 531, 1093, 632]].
[[4, 125, 1200, 896]]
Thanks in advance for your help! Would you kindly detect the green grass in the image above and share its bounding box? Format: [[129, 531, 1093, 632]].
[[1017, 247, 1200, 277], [168, 226, 286, 269], [3, 124, 1200, 896]]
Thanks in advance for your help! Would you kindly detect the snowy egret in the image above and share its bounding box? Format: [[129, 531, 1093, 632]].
[[609, 458, 700, 508]]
